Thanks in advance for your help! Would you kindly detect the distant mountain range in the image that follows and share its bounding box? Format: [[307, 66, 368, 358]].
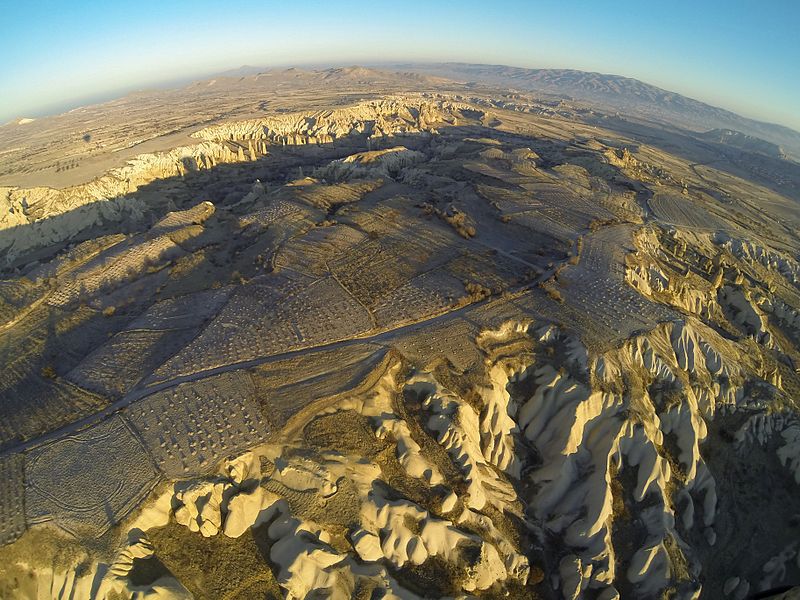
[[9, 62, 798, 162], [697, 128, 786, 159], [384, 63, 800, 161], [212, 64, 450, 87]]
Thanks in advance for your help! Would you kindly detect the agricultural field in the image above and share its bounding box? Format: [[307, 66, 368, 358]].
[[649, 192, 730, 231], [0, 454, 25, 546], [24, 416, 159, 537], [126, 372, 269, 478]]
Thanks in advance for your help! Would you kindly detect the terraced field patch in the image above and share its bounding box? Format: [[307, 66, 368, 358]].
[[126, 371, 270, 478], [0, 454, 25, 546], [650, 193, 729, 230], [25, 415, 159, 537]]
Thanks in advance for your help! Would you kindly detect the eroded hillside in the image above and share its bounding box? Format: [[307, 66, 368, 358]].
[[0, 79, 799, 600]]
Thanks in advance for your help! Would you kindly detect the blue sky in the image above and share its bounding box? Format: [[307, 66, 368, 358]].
[[1, 0, 798, 129]]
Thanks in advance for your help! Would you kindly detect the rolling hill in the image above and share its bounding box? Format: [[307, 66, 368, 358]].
[[389, 62, 800, 161]]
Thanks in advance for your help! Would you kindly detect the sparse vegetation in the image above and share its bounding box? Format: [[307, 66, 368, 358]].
[[420, 202, 477, 238], [540, 281, 564, 303], [588, 217, 619, 232]]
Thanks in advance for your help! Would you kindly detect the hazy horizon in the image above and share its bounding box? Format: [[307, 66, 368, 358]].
[[1, 1, 798, 131]]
